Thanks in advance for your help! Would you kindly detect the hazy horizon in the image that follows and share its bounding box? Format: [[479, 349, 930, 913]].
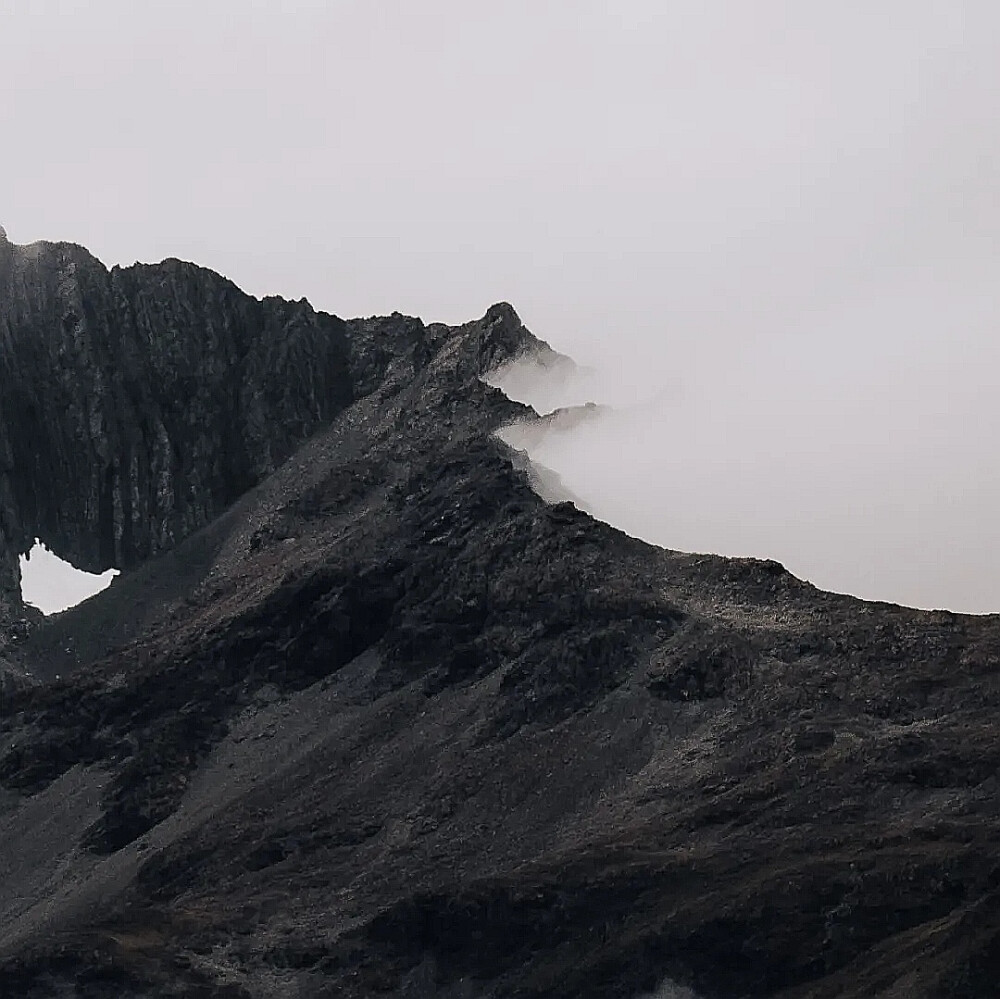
[[3, 1, 999, 613]]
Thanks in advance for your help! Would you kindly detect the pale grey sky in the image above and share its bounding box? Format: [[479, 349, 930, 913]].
[[3, 2, 999, 612]]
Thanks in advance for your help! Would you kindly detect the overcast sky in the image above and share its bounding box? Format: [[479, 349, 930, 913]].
[[3, 1, 999, 613]]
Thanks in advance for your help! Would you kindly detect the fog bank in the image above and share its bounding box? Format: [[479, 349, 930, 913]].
[[494, 292, 1000, 614], [476, 2, 1000, 617]]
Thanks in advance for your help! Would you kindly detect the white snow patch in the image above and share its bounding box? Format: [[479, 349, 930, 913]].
[[19, 540, 118, 615]]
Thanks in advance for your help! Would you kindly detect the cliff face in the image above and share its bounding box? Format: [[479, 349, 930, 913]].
[[2, 234, 1000, 999], [0, 230, 362, 617], [0, 231, 531, 625]]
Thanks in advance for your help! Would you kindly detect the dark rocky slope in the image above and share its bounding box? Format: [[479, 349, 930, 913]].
[[0, 228, 440, 620], [1, 235, 1000, 997]]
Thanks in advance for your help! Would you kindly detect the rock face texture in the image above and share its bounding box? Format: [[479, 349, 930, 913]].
[[2, 234, 1000, 998], [0, 229, 360, 622]]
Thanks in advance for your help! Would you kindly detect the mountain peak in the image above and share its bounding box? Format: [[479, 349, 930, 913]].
[[3, 233, 1000, 998]]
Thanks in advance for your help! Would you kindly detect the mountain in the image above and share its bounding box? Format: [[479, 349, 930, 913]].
[[1, 231, 1000, 998]]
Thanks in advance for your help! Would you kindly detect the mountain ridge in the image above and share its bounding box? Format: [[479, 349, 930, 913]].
[[0, 228, 539, 618], [1, 237, 999, 997]]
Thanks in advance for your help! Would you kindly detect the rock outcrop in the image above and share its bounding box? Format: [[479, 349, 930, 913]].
[[0, 230, 355, 619]]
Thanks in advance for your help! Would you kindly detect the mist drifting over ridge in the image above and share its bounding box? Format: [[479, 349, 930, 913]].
[[492, 263, 1000, 616], [474, 3, 1000, 617]]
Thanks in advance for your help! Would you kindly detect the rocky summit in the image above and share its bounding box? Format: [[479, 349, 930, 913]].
[[1, 233, 999, 998]]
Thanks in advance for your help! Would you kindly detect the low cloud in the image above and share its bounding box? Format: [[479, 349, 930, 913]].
[[492, 286, 1000, 615]]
